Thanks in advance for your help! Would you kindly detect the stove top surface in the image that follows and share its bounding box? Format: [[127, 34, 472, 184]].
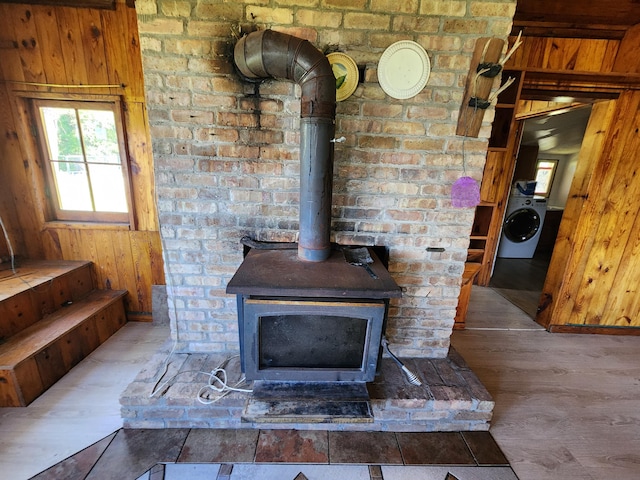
[[226, 247, 402, 299]]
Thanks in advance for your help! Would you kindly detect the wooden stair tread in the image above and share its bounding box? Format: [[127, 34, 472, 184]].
[[0, 260, 92, 301], [0, 289, 126, 368], [0, 259, 128, 406]]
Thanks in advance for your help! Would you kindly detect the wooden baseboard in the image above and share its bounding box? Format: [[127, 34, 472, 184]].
[[126, 312, 153, 322], [549, 324, 640, 335]]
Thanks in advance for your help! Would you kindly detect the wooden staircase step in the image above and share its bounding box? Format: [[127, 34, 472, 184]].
[[0, 260, 95, 341], [0, 289, 127, 407]]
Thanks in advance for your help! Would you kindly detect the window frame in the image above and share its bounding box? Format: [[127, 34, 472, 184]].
[[31, 97, 135, 226], [534, 159, 558, 198]]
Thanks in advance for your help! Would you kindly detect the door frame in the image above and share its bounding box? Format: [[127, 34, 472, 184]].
[[485, 77, 633, 331]]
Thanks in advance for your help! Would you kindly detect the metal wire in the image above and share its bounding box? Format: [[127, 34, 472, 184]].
[[381, 337, 422, 386]]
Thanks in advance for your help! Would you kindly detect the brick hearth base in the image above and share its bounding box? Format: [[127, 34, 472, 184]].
[[120, 344, 494, 432]]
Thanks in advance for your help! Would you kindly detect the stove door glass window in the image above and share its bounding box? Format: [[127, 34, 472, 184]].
[[259, 314, 367, 369]]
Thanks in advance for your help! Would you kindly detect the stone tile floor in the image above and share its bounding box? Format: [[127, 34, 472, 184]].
[[31, 428, 518, 480]]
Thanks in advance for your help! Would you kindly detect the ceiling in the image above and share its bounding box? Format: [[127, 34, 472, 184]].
[[513, 0, 640, 153], [513, 0, 640, 38], [520, 106, 593, 155], [513, 1, 640, 154]]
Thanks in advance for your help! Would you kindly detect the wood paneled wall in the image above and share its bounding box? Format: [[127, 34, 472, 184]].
[[506, 34, 640, 88], [0, 0, 163, 317], [509, 37, 620, 73], [540, 93, 640, 330]]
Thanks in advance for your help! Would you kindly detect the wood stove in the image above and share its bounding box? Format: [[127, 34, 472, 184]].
[[228, 30, 401, 394], [226, 247, 402, 383]]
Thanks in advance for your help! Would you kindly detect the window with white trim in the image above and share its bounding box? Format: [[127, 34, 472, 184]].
[[32, 98, 132, 224], [534, 159, 558, 197]]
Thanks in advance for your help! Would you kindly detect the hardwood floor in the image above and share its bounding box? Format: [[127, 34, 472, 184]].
[[2, 289, 639, 479], [0, 322, 169, 480], [452, 286, 640, 480], [489, 252, 552, 319], [490, 253, 551, 291]]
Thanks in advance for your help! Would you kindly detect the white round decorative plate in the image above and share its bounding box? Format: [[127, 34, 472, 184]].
[[378, 41, 431, 99], [327, 52, 359, 101]]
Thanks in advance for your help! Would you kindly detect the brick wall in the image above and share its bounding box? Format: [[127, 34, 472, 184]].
[[136, 0, 516, 357]]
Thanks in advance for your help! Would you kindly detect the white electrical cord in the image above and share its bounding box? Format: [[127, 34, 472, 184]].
[[0, 217, 16, 266], [196, 362, 253, 405], [148, 340, 179, 397], [0, 214, 54, 291], [149, 354, 252, 403], [381, 336, 422, 386], [0, 214, 16, 273]]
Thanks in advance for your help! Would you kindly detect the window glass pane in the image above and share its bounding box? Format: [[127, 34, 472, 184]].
[[534, 160, 557, 196], [88, 164, 128, 212], [41, 107, 83, 161], [36, 100, 130, 222], [51, 161, 93, 211], [537, 161, 555, 170], [534, 169, 551, 193], [78, 109, 121, 165]]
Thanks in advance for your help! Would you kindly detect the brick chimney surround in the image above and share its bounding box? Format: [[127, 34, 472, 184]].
[[136, 0, 517, 358]]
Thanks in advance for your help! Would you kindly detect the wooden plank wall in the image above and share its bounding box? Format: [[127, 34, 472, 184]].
[[0, 0, 163, 317], [543, 92, 640, 329], [0, 85, 27, 261], [509, 37, 620, 73]]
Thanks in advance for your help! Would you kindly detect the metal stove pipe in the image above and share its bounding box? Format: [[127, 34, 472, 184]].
[[234, 30, 336, 262]]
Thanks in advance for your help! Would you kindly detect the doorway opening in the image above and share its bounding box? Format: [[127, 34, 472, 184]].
[[489, 100, 596, 318]]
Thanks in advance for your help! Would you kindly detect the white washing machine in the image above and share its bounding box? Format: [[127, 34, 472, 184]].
[[497, 196, 548, 258]]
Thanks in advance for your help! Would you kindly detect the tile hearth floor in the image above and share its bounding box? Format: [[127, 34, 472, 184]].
[[31, 428, 518, 480]]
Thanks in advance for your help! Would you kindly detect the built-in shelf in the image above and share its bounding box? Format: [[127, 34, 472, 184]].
[[466, 249, 485, 263], [489, 107, 515, 148], [471, 204, 494, 237], [466, 69, 524, 285]]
